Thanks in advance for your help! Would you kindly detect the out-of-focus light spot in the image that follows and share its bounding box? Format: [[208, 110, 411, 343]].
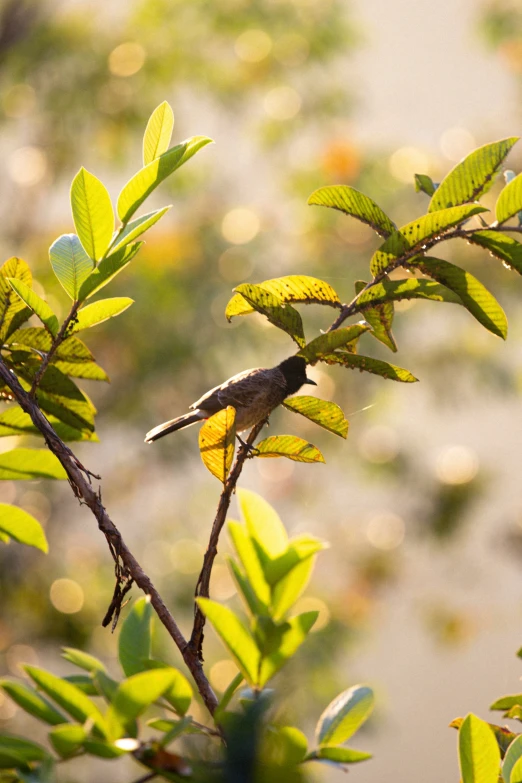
[[142, 539, 174, 576], [3, 84, 36, 118], [435, 445, 479, 485], [221, 207, 260, 245], [358, 425, 399, 464], [257, 457, 295, 482], [366, 513, 405, 550], [440, 127, 476, 162], [235, 29, 272, 62], [273, 33, 309, 67], [388, 146, 432, 184], [322, 141, 360, 182], [0, 691, 16, 720], [115, 738, 140, 751], [108, 42, 146, 77], [7, 147, 47, 187], [50, 579, 84, 614], [264, 86, 301, 121], [211, 564, 237, 601], [294, 597, 330, 631], [209, 659, 239, 692], [170, 538, 203, 574], [6, 644, 38, 674], [499, 40, 522, 72], [218, 247, 254, 282]]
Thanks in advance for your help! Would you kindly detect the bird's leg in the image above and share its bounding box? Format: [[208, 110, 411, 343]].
[[236, 434, 259, 457]]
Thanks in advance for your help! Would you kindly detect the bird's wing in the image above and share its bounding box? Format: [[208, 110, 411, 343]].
[[190, 368, 262, 413]]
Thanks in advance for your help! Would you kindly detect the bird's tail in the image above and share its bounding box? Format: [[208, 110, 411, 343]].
[[144, 411, 203, 443]]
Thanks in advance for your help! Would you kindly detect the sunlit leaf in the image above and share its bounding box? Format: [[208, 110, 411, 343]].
[[316, 685, 375, 746], [15, 366, 96, 433], [502, 736, 522, 783], [271, 556, 316, 621], [225, 276, 341, 319], [490, 694, 522, 710], [196, 598, 260, 685], [264, 725, 308, 765], [0, 257, 33, 342], [6, 279, 59, 337], [354, 279, 396, 352], [7, 328, 93, 362], [0, 406, 98, 442], [231, 283, 305, 347], [78, 242, 142, 300], [227, 523, 271, 610], [299, 323, 369, 363], [0, 680, 66, 726], [119, 596, 153, 677], [496, 172, 522, 224], [117, 136, 213, 223], [255, 435, 325, 463], [143, 101, 175, 166], [262, 535, 326, 586], [0, 449, 66, 480], [458, 713, 501, 783], [322, 352, 418, 382], [110, 207, 171, 255], [198, 406, 236, 483], [283, 395, 348, 438], [0, 736, 50, 768], [237, 488, 288, 558], [414, 173, 437, 196], [469, 231, 522, 275], [258, 611, 318, 686], [61, 648, 107, 674], [430, 137, 518, 211], [70, 297, 134, 333], [107, 669, 178, 741], [53, 360, 109, 382], [63, 674, 98, 696], [308, 185, 396, 238], [142, 660, 192, 716], [0, 504, 48, 552], [71, 168, 114, 261], [49, 234, 94, 300], [354, 276, 463, 310], [49, 724, 86, 759]]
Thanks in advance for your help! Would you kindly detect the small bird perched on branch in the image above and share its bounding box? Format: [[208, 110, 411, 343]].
[[144, 355, 317, 443]]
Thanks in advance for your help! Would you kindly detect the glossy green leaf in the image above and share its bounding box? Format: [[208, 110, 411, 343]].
[[0, 504, 48, 552], [49, 234, 94, 300], [322, 352, 418, 382], [143, 101, 175, 166], [0, 257, 32, 342], [117, 136, 213, 223], [370, 205, 488, 274], [110, 207, 171, 255], [262, 535, 325, 586], [430, 137, 518, 211], [0, 449, 66, 480], [413, 257, 507, 338], [255, 435, 325, 463], [469, 231, 522, 275], [226, 275, 341, 319], [227, 524, 270, 610], [0, 680, 66, 726], [258, 611, 318, 686], [78, 242, 142, 300], [71, 168, 114, 261], [502, 736, 522, 783], [458, 713, 501, 783], [354, 279, 397, 352], [70, 297, 134, 333], [6, 279, 59, 337], [107, 669, 178, 740], [309, 746, 372, 764], [271, 556, 316, 621], [0, 736, 50, 768], [231, 283, 305, 347], [24, 666, 107, 737], [49, 724, 86, 759], [0, 406, 98, 442], [61, 648, 107, 674], [198, 406, 236, 483], [196, 598, 260, 685], [118, 596, 153, 676], [299, 323, 369, 363], [283, 395, 349, 438], [227, 558, 264, 617], [414, 173, 437, 196], [316, 685, 375, 746], [142, 660, 192, 716], [308, 185, 396, 238], [237, 488, 288, 557], [496, 172, 522, 224]]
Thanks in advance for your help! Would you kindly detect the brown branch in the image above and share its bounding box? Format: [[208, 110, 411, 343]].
[[189, 418, 268, 660], [30, 301, 81, 395], [0, 359, 219, 717]]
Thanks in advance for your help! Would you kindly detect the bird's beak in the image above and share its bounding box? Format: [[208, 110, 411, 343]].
[[305, 378, 317, 385]]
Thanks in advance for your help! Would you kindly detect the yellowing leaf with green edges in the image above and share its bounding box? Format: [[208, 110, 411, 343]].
[[117, 136, 213, 223], [110, 207, 171, 254], [323, 352, 418, 382], [0, 449, 66, 480], [71, 297, 134, 333], [355, 280, 396, 352], [78, 242, 142, 300], [196, 598, 260, 686], [255, 435, 325, 463], [412, 257, 508, 339], [226, 275, 341, 318], [299, 323, 369, 363], [458, 714, 501, 783], [71, 168, 114, 261], [469, 231, 522, 275], [143, 101, 175, 165], [496, 172, 522, 224], [308, 185, 397, 238], [370, 205, 488, 274], [49, 234, 94, 300], [0, 503, 48, 552], [430, 137, 518, 212], [0, 257, 33, 341], [283, 395, 348, 438], [7, 279, 59, 336], [198, 406, 236, 483], [230, 283, 305, 347]]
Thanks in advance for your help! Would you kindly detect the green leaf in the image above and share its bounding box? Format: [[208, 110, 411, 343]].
[[49, 724, 86, 759], [71, 168, 114, 262], [143, 101, 175, 166], [458, 713, 501, 783], [82, 739, 127, 759], [370, 205, 488, 274], [0, 449, 66, 480], [0, 407, 98, 442], [490, 694, 522, 710], [468, 231, 522, 275], [316, 685, 375, 746], [308, 746, 372, 763], [0, 504, 48, 552], [5, 279, 59, 337], [255, 435, 325, 463], [117, 136, 213, 223], [107, 669, 178, 741], [227, 524, 270, 610], [18, 366, 96, 433], [502, 735, 522, 783], [271, 556, 316, 621], [265, 725, 308, 765], [78, 242, 142, 300], [230, 283, 305, 347], [354, 279, 396, 352], [196, 598, 260, 685], [23, 666, 107, 737], [413, 257, 507, 339], [299, 324, 369, 363], [321, 352, 418, 383], [258, 611, 318, 687], [61, 648, 107, 674], [0, 257, 32, 342], [142, 660, 192, 716], [308, 185, 396, 238], [70, 297, 134, 333], [53, 360, 109, 382], [0, 736, 50, 769], [355, 276, 463, 310], [496, 172, 522, 224], [6, 328, 92, 362], [63, 675, 98, 696], [283, 395, 349, 438], [49, 234, 94, 300], [198, 406, 236, 483], [0, 680, 66, 725], [226, 276, 341, 319], [511, 756, 522, 783], [110, 207, 171, 254], [119, 596, 153, 676], [92, 671, 119, 704], [237, 488, 288, 558], [216, 672, 244, 715], [430, 137, 518, 212], [414, 173, 437, 196]]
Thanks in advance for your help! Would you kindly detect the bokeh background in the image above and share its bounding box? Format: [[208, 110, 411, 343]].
[[1, 0, 522, 780]]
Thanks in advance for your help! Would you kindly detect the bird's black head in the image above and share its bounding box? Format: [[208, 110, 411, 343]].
[[278, 356, 317, 395]]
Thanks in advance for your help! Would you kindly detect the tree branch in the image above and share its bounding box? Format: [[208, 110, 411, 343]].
[[29, 301, 81, 395]]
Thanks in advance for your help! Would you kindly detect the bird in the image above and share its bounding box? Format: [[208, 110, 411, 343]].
[[144, 355, 317, 443]]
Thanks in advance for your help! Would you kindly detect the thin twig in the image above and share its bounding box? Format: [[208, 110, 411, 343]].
[[30, 301, 81, 394]]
